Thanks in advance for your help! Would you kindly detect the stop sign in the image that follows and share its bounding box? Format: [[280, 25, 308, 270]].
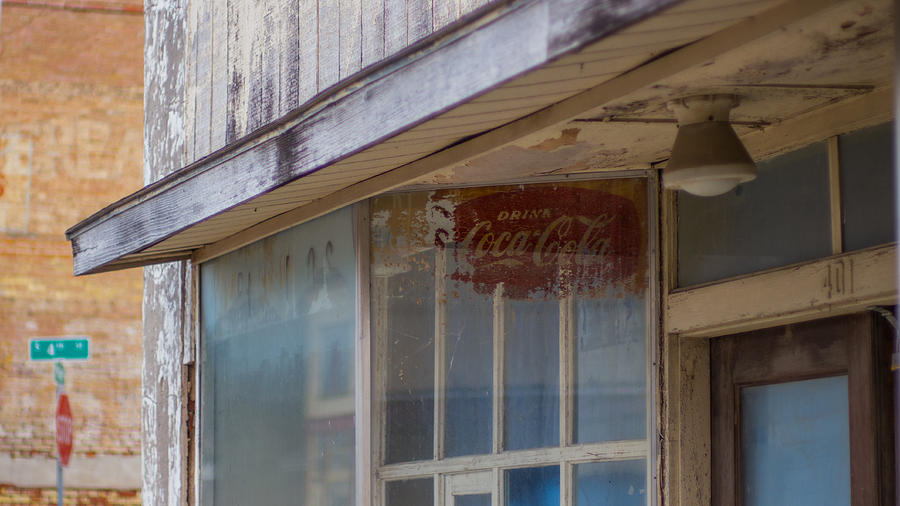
[[56, 394, 73, 467]]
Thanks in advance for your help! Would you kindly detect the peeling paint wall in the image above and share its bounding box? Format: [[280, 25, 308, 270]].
[[143, 1, 189, 505], [183, 0, 496, 164]]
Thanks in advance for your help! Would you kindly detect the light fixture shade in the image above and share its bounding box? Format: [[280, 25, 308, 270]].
[[662, 95, 757, 197]]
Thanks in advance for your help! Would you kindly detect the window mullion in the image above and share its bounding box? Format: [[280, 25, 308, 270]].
[[493, 467, 503, 506], [562, 462, 574, 506], [355, 202, 373, 506], [371, 274, 389, 506], [828, 135, 843, 255], [434, 247, 448, 461], [560, 289, 574, 448], [560, 288, 574, 506], [492, 282, 506, 455]]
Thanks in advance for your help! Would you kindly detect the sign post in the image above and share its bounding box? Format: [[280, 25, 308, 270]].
[[55, 390, 71, 506], [29, 337, 88, 506]]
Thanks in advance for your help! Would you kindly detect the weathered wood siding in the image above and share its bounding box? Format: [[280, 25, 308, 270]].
[[144, 1, 191, 505], [186, 0, 493, 162]]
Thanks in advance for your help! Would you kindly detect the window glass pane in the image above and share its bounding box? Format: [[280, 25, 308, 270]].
[[372, 179, 650, 465], [575, 460, 646, 505], [839, 122, 896, 251], [386, 478, 434, 505], [456, 494, 491, 506], [678, 142, 831, 286], [504, 298, 559, 450], [575, 296, 646, 443], [383, 248, 435, 464], [741, 375, 850, 506], [506, 466, 560, 506], [445, 253, 494, 457], [200, 208, 355, 506]]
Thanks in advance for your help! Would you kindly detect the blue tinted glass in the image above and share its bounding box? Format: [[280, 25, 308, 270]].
[[839, 122, 896, 251], [384, 249, 436, 464], [741, 375, 850, 506], [200, 208, 355, 506], [386, 478, 434, 505], [504, 299, 559, 450], [575, 296, 646, 443], [678, 142, 830, 286], [506, 466, 559, 506], [574, 460, 646, 505], [445, 266, 493, 457], [456, 494, 491, 506]]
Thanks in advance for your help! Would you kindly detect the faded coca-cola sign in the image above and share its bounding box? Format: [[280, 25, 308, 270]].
[[432, 185, 643, 299]]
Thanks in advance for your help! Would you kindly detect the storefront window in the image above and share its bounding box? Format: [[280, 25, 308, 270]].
[[199, 208, 356, 506], [371, 178, 652, 505]]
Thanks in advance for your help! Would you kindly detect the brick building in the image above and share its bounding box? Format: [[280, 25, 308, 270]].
[[0, 1, 144, 504]]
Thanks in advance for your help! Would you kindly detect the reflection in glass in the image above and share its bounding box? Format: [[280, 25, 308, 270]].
[[455, 494, 491, 506], [386, 478, 434, 505], [574, 460, 646, 505], [372, 180, 650, 483], [504, 298, 559, 451], [506, 466, 559, 506], [200, 208, 355, 506], [741, 375, 850, 506], [384, 249, 436, 464], [445, 261, 494, 457], [678, 142, 830, 286], [575, 296, 646, 443], [839, 122, 896, 250]]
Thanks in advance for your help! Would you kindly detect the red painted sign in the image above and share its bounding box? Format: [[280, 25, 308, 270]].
[[56, 394, 73, 467], [432, 184, 643, 299]]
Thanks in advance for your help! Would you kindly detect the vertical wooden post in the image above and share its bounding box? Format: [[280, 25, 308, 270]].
[[143, 1, 189, 505]]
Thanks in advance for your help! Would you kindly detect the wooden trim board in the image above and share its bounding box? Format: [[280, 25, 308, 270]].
[[666, 243, 899, 338]]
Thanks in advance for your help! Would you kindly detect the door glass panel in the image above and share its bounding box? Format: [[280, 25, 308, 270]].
[[504, 298, 559, 450], [445, 251, 494, 457], [574, 296, 646, 443], [386, 477, 434, 505], [574, 460, 646, 505], [455, 494, 491, 506], [506, 466, 559, 506], [741, 375, 850, 506]]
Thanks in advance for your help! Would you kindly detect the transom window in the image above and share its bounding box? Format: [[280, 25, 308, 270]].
[[370, 178, 655, 505]]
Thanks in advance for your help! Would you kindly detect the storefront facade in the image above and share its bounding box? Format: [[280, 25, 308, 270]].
[[67, 0, 897, 504]]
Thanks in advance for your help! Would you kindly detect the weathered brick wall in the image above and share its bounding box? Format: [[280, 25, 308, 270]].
[[0, 485, 140, 505], [0, 4, 145, 499]]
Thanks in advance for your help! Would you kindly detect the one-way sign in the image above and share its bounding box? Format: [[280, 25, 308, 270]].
[[29, 338, 90, 361]]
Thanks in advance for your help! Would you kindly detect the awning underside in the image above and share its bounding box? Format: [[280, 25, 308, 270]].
[[66, 0, 893, 274]]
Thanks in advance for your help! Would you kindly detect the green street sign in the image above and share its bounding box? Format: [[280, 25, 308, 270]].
[[29, 337, 90, 361]]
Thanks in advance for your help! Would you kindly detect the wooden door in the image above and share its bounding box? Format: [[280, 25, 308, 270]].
[[711, 313, 894, 505]]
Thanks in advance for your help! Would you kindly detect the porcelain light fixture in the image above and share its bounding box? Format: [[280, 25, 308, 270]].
[[663, 94, 757, 197]]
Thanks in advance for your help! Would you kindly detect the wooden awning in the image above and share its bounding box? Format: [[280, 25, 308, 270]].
[[66, 0, 826, 275]]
